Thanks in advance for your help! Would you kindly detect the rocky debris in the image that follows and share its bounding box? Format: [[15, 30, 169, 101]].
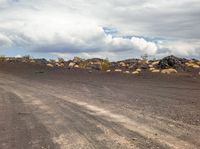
[[73, 57, 84, 64], [149, 68, 155, 71], [161, 68, 177, 74], [136, 68, 142, 72], [34, 58, 48, 65], [152, 69, 160, 73], [185, 62, 200, 68], [106, 70, 111, 72], [148, 64, 154, 68], [158, 55, 186, 71], [115, 69, 122, 72], [151, 61, 160, 66], [89, 63, 102, 70], [139, 64, 149, 70], [124, 71, 130, 74], [128, 63, 139, 70], [81, 58, 110, 71], [119, 62, 126, 67], [1, 55, 200, 75], [74, 65, 79, 68], [55, 63, 65, 67], [132, 71, 140, 75], [68, 62, 76, 68], [46, 63, 54, 68]]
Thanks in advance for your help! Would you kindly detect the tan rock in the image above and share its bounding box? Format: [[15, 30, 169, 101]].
[[30, 60, 35, 63], [132, 71, 139, 75], [119, 62, 126, 67], [185, 62, 200, 68], [152, 61, 159, 66], [115, 69, 122, 72], [74, 65, 79, 68], [149, 65, 153, 68], [124, 71, 130, 74], [106, 70, 111, 72], [149, 68, 155, 71], [152, 69, 160, 73], [136, 68, 141, 72], [192, 64, 200, 68], [69, 62, 75, 68], [47, 63, 54, 68], [55, 63, 61, 67], [161, 68, 177, 74], [60, 63, 65, 67]]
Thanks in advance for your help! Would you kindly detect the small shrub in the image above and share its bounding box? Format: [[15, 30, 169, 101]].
[[58, 57, 65, 63], [22, 55, 32, 62], [0, 55, 6, 61], [49, 59, 56, 63]]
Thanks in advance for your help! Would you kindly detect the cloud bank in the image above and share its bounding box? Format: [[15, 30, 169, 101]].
[[0, 0, 200, 60]]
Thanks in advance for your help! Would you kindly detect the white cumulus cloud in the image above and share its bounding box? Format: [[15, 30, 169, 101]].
[[0, 0, 200, 59]]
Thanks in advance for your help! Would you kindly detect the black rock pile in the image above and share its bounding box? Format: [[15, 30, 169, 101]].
[[158, 55, 187, 71]]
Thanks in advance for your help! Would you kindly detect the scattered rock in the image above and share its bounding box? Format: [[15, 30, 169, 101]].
[[73, 57, 83, 63], [161, 68, 177, 74], [115, 69, 122, 72], [35, 58, 48, 65], [124, 71, 130, 74], [136, 68, 142, 72], [151, 61, 159, 66], [55, 63, 62, 67], [193, 65, 200, 69], [90, 63, 102, 70], [68, 62, 76, 68], [119, 62, 126, 67], [152, 69, 160, 73], [149, 68, 155, 71], [74, 65, 79, 68], [185, 62, 200, 68], [132, 138, 137, 141], [140, 64, 149, 69], [46, 63, 54, 68], [106, 70, 111, 72], [132, 71, 139, 75], [149, 64, 153, 68]]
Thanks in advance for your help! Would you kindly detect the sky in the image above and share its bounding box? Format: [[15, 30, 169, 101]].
[[0, 0, 200, 60]]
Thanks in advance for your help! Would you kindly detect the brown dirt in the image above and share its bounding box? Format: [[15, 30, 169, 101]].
[[0, 62, 200, 149]]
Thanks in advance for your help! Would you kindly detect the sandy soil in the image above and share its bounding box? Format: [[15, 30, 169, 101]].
[[0, 63, 200, 149]]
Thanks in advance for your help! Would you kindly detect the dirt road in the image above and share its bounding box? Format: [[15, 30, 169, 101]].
[[0, 64, 200, 149]]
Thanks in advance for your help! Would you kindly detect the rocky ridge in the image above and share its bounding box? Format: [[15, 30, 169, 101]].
[[0, 55, 200, 75]]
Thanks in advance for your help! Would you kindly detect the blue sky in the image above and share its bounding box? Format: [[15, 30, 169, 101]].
[[0, 0, 200, 60]]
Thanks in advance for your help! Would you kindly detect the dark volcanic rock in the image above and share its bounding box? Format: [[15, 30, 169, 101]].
[[140, 64, 149, 70], [34, 58, 48, 65], [158, 55, 186, 71]]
